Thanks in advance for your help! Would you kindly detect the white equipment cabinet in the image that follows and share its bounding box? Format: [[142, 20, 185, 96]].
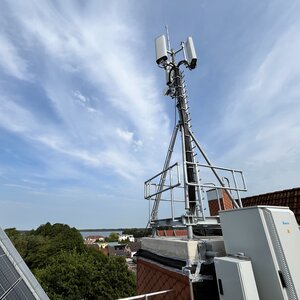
[[220, 206, 300, 300], [215, 256, 259, 300]]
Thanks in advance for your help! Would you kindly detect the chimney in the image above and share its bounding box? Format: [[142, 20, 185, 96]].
[[207, 189, 233, 216]]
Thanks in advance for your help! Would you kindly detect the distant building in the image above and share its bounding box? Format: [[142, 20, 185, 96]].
[[106, 241, 141, 258], [118, 234, 134, 242], [98, 242, 108, 249], [128, 241, 141, 258], [83, 235, 105, 245], [108, 242, 131, 257]]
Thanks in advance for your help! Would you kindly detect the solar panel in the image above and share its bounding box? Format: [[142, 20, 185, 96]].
[[0, 226, 49, 300]]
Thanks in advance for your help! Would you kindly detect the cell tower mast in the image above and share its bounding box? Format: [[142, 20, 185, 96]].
[[145, 29, 247, 239]]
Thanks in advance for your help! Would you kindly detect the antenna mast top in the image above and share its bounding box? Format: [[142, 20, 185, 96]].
[[155, 29, 197, 69], [146, 30, 246, 239]]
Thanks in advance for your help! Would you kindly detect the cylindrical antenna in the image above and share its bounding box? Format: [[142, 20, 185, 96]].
[[181, 42, 187, 61], [165, 25, 171, 51]]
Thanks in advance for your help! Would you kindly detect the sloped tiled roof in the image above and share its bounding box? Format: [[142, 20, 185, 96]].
[[242, 187, 300, 223], [137, 257, 190, 299]]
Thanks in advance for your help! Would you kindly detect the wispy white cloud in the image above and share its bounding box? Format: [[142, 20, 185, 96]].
[[3, 183, 34, 191], [0, 0, 170, 183], [116, 128, 134, 144], [0, 34, 32, 80], [0, 94, 36, 133], [218, 22, 300, 194], [3, 0, 298, 229]]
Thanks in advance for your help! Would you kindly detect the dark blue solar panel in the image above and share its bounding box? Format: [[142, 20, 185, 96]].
[[0, 227, 49, 299]]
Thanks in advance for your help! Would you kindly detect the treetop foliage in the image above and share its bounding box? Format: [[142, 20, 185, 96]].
[[105, 232, 119, 242], [5, 223, 136, 299]]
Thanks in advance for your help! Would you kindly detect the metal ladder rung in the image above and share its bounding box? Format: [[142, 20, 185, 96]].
[[185, 150, 195, 154], [187, 165, 196, 169]]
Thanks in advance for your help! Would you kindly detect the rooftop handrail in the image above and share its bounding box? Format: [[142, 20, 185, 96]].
[[118, 289, 173, 300], [144, 163, 181, 200]]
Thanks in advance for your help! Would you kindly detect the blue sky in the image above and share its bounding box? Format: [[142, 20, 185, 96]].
[[0, 0, 299, 229]]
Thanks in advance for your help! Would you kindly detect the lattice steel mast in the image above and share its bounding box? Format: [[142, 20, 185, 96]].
[[145, 29, 247, 239]]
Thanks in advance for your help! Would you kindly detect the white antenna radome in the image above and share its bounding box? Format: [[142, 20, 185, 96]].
[[185, 37, 197, 69], [155, 35, 168, 65]]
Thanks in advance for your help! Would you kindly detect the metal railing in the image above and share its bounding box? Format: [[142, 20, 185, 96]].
[[185, 162, 247, 192], [144, 159, 247, 226], [144, 163, 181, 200], [118, 289, 173, 300]]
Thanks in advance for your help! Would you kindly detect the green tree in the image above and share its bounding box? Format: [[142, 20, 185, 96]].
[[99, 256, 136, 299], [5, 227, 20, 238], [35, 250, 104, 300], [34, 223, 85, 253], [24, 234, 51, 269], [5, 228, 31, 259], [6, 223, 136, 299], [105, 232, 119, 242], [6, 223, 86, 270], [35, 250, 135, 300]]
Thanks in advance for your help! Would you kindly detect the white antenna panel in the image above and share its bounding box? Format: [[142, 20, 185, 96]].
[[185, 37, 197, 69], [155, 35, 168, 64]]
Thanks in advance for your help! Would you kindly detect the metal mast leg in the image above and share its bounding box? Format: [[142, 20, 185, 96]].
[[188, 129, 241, 209], [149, 124, 179, 227]]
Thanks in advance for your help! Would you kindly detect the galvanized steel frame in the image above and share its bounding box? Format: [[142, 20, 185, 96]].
[[147, 31, 247, 237]]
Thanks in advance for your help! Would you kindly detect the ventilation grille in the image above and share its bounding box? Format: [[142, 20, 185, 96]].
[[264, 210, 298, 300]]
